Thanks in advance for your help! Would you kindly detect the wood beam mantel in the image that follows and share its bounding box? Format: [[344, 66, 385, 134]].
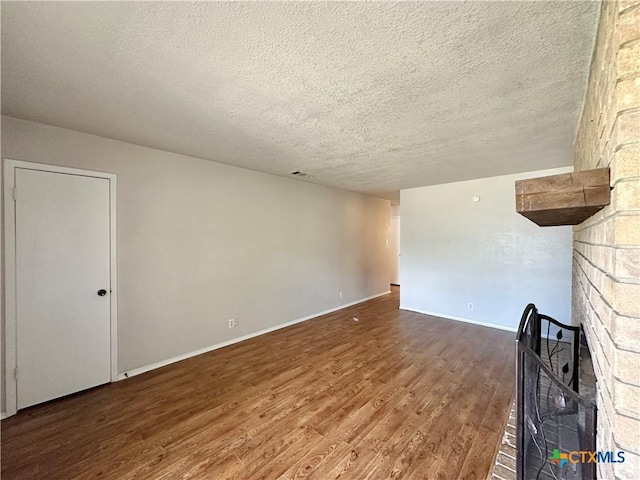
[[515, 168, 611, 227]]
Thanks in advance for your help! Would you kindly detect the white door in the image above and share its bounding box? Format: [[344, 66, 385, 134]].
[[390, 217, 400, 285], [15, 168, 112, 409]]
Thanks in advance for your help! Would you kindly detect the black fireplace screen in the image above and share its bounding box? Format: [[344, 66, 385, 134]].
[[516, 304, 597, 480]]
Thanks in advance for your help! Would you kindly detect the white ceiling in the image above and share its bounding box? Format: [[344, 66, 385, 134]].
[[1, 1, 599, 203]]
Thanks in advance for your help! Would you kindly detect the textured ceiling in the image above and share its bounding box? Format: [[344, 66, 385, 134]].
[[1, 1, 599, 203]]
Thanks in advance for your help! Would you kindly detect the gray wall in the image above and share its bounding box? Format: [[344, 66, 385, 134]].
[[400, 167, 573, 330], [1, 116, 390, 411]]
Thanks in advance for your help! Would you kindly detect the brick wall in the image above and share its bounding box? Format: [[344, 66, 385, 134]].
[[572, 1, 640, 479]]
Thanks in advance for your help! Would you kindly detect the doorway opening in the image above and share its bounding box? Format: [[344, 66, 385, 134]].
[[390, 208, 400, 286]]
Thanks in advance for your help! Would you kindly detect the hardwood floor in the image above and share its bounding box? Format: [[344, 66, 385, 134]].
[[1, 287, 515, 480]]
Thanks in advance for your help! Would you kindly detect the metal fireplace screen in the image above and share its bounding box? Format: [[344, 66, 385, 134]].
[[516, 304, 597, 480]]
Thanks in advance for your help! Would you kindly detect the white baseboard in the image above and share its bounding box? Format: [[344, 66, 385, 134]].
[[119, 290, 391, 380], [399, 306, 518, 333]]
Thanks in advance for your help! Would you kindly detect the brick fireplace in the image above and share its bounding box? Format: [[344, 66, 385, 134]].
[[572, 1, 640, 478]]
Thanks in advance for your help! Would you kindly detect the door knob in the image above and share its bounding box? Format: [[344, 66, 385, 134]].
[[97, 289, 107, 296]]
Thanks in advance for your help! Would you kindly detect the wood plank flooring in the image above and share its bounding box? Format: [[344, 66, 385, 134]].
[[1, 287, 515, 480]]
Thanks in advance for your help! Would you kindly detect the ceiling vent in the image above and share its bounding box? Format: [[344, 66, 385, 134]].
[[290, 170, 312, 178]]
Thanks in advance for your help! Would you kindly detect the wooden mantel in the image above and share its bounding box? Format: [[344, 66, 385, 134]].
[[515, 168, 611, 227]]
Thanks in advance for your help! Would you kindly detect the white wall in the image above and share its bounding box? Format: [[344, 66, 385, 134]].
[[400, 167, 573, 331], [1, 116, 390, 410]]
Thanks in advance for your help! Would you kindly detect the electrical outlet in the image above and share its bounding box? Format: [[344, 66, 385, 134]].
[[234, 318, 240, 327], [228, 319, 235, 328], [339, 291, 343, 299], [468, 303, 474, 311]]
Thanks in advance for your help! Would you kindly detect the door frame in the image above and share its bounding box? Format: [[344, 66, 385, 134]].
[[390, 215, 400, 286], [3, 159, 118, 417]]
